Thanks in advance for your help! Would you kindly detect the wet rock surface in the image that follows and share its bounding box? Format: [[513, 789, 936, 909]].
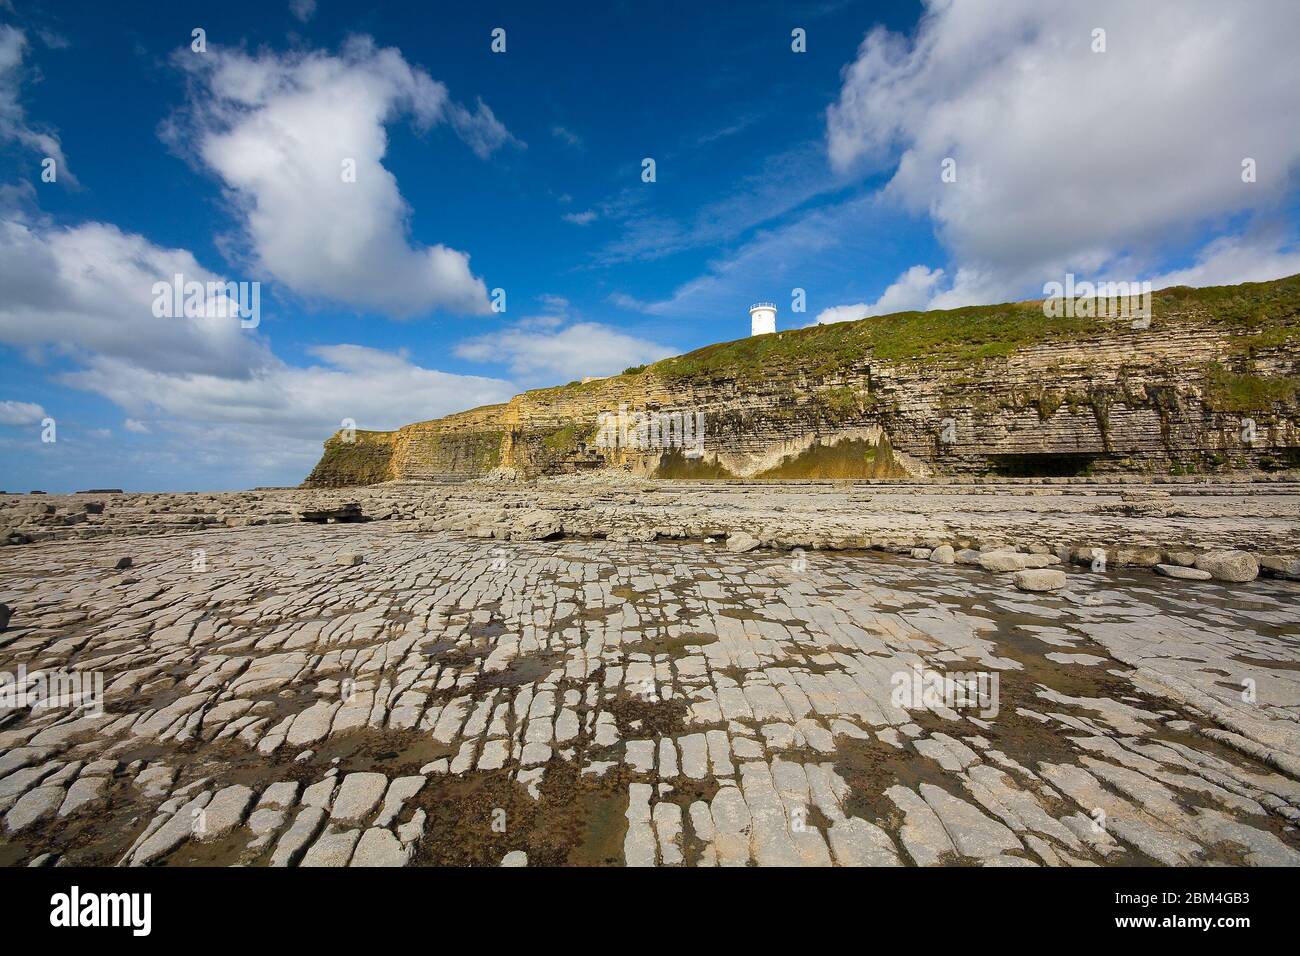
[[0, 480, 1298, 867]]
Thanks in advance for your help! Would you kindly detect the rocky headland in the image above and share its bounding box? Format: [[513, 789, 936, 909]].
[[305, 275, 1300, 485]]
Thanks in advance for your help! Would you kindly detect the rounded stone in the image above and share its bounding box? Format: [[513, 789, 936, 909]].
[[1193, 550, 1259, 583], [1013, 569, 1066, 592], [1155, 564, 1212, 580], [725, 531, 760, 553]]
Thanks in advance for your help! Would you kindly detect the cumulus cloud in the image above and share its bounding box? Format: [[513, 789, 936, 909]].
[[0, 399, 46, 425], [167, 37, 520, 317], [826, 0, 1300, 295], [0, 211, 514, 484], [0, 25, 75, 185], [0, 215, 270, 377], [0, 31, 521, 489], [1146, 232, 1300, 291], [455, 307, 674, 383], [64, 345, 513, 442], [816, 265, 945, 324]]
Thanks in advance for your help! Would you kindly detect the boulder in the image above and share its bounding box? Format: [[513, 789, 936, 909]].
[[978, 552, 1030, 573], [1070, 546, 1111, 567], [1013, 569, 1067, 592], [1113, 547, 1162, 568], [1155, 564, 1212, 580], [929, 545, 956, 565], [1259, 555, 1300, 580], [726, 531, 760, 553], [1069, 546, 1159, 568], [509, 510, 562, 541], [1193, 550, 1259, 583], [334, 553, 363, 567]]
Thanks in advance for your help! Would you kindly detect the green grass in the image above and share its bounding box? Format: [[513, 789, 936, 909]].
[[307, 430, 395, 484], [754, 435, 908, 479], [1201, 363, 1300, 413], [816, 385, 878, 421], [635, 274, 1300, 385], [653, 449, 735, 478], [1157, 274, 1300, 327], [542, 422, 586, 451]]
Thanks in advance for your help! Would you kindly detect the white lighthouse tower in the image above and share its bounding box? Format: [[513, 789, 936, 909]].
[[749, 302, 777, 336]]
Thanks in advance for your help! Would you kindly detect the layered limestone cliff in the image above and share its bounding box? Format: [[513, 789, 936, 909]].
[[303, 275, 1300, 486]]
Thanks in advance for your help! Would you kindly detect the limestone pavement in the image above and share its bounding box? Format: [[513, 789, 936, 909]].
[[0, 480, 1298, 867]]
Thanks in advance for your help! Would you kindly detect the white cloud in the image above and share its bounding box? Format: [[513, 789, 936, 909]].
[[617, 193, 875, 320], [563, 209, 597, 226], [167, 37, 520, 317], [1146, 232, 1300, 290], [289, 0, 316, 23], [0, 32, 520, 490], [816, 265, 945, 324], [551, 125, 582, 149], [0, 399, 45, 425], [0, 215, 269, 377], [607, 291, 653, 312], [456, 321, 674, 383], [65, 345, 512, 441], [596, 142, 837, 265], [0, 25, 75, 185], [0, 212, 514, 484], [58, 346, 514, 484], [826, 0, 1300, 294], [448, 98, 520, 160]]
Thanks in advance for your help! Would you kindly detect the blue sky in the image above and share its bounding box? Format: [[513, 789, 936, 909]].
[[2, 0, 1299, 491]]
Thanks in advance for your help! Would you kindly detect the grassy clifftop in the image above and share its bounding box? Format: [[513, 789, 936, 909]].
[[643, 274, 1300, 383], [504, 275, 1300, 403]]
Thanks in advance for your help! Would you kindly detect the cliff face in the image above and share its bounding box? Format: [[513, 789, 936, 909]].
[[302, 276, 1300, 486]]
